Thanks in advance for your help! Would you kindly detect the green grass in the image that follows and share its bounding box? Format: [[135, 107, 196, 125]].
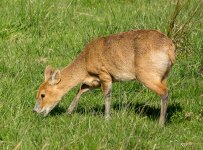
[[0, 0, 203, 149]]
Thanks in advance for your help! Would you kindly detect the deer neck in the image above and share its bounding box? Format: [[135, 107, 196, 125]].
[[58, 52, 87, 93]]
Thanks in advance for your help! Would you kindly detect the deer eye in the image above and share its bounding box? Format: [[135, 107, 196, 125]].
[[41, 94, 45, 99]]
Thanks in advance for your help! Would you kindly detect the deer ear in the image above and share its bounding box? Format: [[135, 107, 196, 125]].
[[48, 69, 61, 85], [44, 65, 53, 81]]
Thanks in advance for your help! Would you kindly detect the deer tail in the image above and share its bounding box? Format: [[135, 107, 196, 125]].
[[168, 43, 175, 65]]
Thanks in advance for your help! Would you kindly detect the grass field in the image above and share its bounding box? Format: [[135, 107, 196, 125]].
[[0, 0, 203, 149]]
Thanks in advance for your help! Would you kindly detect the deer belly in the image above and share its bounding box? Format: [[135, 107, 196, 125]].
[[112, 72, 135, 81]]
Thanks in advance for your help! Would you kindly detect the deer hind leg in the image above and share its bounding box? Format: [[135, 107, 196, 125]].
[[138, 75, 169, 126], [159, 79, 169, 126]]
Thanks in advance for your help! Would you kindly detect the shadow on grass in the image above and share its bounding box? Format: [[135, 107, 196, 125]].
[[49, 104, 105, 116], [49, 106, 66, 116], [49, 102, 182, 123], [73, 104, 105, 116], [112, 102, 182, 122]]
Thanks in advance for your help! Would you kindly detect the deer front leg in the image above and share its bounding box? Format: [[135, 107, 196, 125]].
[[99, 72, 112, 119], [67, 84, 90, 114]]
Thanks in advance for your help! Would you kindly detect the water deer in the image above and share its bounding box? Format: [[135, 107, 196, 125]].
[[34, 29, 175, 125]]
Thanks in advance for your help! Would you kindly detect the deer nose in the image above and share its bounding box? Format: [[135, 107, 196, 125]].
[[33, 109, 37, 112], [33, 101, 39, 113]]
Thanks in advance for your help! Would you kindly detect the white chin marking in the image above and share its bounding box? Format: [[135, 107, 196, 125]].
[[42, 102, 59, 117], [43, 109, 51, 117], [39, 107, 46, 113]]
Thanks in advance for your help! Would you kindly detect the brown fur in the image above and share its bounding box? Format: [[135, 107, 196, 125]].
[[34, 29, 175, 125]]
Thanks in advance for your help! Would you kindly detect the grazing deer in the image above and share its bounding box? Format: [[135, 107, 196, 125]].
[[34, 29, 175, 125]]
